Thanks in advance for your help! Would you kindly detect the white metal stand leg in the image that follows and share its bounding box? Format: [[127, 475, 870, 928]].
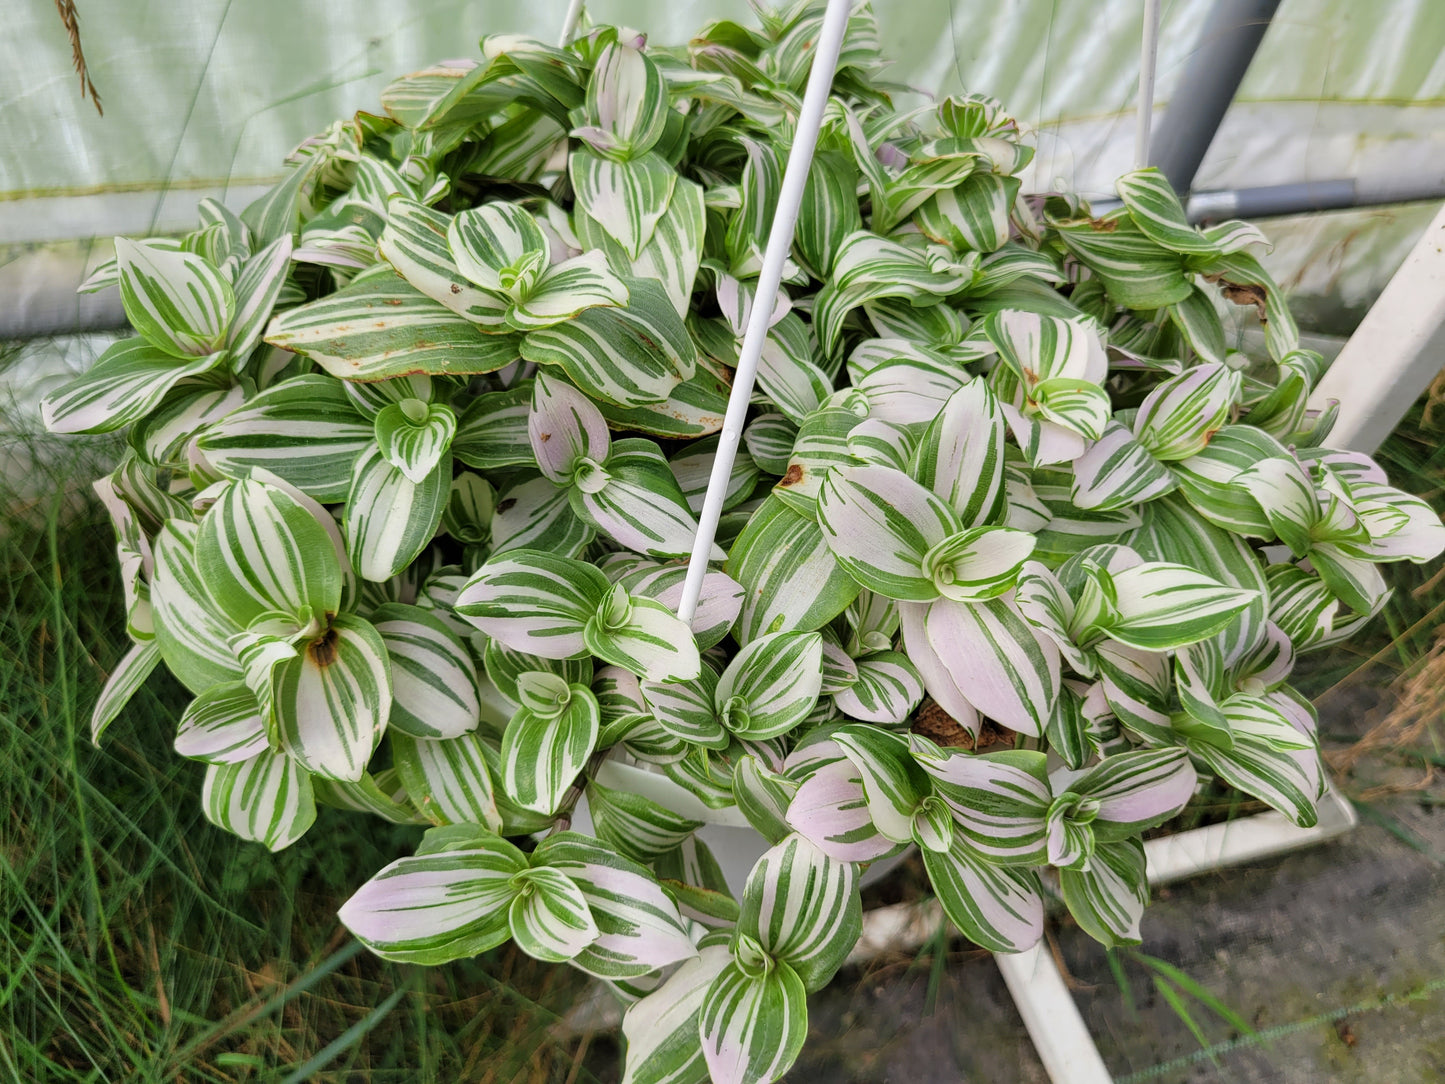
[[994, 787, 1357, 1082], [996, 946, 1115, 1084], [1310, 201, 1445, 454]]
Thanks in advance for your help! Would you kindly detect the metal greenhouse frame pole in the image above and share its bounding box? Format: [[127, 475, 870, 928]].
[[1149, 0, 1281, 195]]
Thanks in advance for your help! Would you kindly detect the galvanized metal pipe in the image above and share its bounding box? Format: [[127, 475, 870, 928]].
[[1149, 0, 1281, 195]]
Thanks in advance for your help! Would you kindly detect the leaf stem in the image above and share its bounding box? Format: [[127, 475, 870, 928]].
[[547, 747, 612, 835]]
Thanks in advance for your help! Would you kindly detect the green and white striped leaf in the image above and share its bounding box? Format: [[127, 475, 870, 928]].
[[489, 475, 596, 559], [457, 550, 609, 659], [668, 436, 760, 517], [785, 757, 896, 862], [508, 867, 599, 963], [817, 464, 961, 601], [116, 238, 235, 358], [1127, 495, 1269, 663], [529, 370, 611, 485], [202, 747, 316, 852], [510, 251, 630, 331], [614, 560, 743, 652], [1232, 455, 1319, 556], [585, 591, 702, 684], [831, 726, 934, 846], [1308, 544, 1390, 616], [812, 232, 962, 354], [832, 651, 923, 725], [578, 42, 670, 156], [922, 525, 1036, 602], [795, 149, 862, 278], [570, 148, 677, 259], [343, 445, 450, 583], [373, 400, 457, 484], [311, 770, 424, 825], [897, 600, 981, 736], [1169, 284, 1227, 366], [445, 200, 548, 293], [198, 375, 372, 501], [982, 309, 1108, 386], [921, 836, 1045, 952], [854, 357, 971, 427], [264, 272, 520, 381], [41, 338, 222, 435], [726, 493, 861, 645], [915, 172, 1019, 254], [500, 678, 600, 814], [922, 596, 1060, 736], [737, 833, 861, 992], [756, 316, 832, 426], [1032, 378, 1111, 441], [1070, 422, 1176, 512], [453, 383, 535, 470], [596, 355, 730, 439], [1115, 168, 1217, 255], [586, 778, 704, 863], [390, 730, 502, 830], [1132, 363, 1241, 462], [1101, 562, 1257, 651], [151, 521, 245, 693], [1072, 746, 1196, 838], [531, 833, 698, 978], [1194, 250, 1300, 361], [699, 960, 808, 1084], [732, 755, 799, 847], [378, 197, 511, 325], [1051, 212, 1191, 309], [911, 380, 1007, 528], [337, 837, 527, 964], [91, 639, 162, 745], [370, 602, 481, 738], [227, 235, 295, 357], [1096, 640, 1173, 742], [640, 666, 727, 749], [579, 176, 706, 318], [912, 741, 1052, 864], [521, 277, 694, 407], [743, 415, 798, 476], [270, 613, 391, 782], [715, 631, 824, 740], [1059, 838, 1148, 947], [1265, 564, 1339, 651], [573, 440, 706, 559], [772, 397, 864, 515], [196, 478, 343, 627], [1190, 697, 1321, 826], [621, 943, 730, 1084], [173, 680, 268, 763]]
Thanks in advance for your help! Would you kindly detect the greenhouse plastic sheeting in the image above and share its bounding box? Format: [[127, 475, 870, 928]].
[[2, 0, 1444, 315]]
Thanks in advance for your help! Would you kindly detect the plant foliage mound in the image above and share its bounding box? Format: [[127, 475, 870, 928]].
[[43, 4, 1445, 1082]]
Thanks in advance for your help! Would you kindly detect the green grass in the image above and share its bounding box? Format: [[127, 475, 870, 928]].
[[0, 432, 603, 1083]]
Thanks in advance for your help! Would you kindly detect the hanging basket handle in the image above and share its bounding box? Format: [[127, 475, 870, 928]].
[[674, 0, 854, 622]]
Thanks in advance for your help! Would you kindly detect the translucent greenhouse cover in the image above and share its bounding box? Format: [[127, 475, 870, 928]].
[[3, 0, 1444, 331]]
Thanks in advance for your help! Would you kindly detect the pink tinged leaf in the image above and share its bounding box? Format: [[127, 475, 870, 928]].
[[1083, 748, 1197, 829], [899, 600, 981, 738], [923, 596, 1060, 736], [529, 370, 611, 483], [337, 851, 518, 950], [786, 760, 884, 865]]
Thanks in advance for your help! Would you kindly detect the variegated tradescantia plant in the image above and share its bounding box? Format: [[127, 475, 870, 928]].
[[47, 3, 1445, 1082]]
